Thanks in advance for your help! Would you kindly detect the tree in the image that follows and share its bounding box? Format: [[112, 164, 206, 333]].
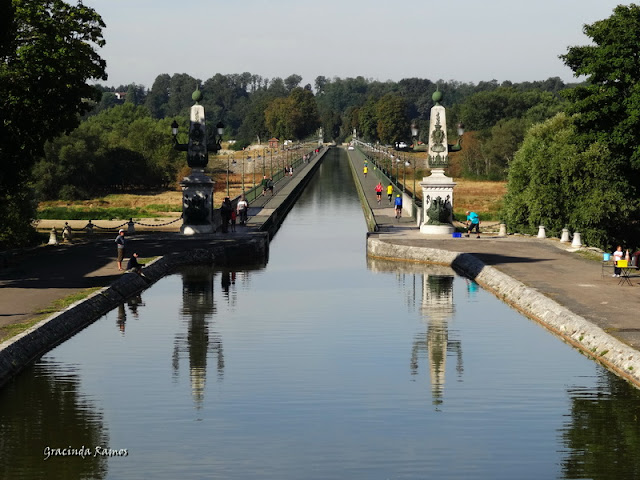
[[0, 0, 107, 247], [559, 3, 640, 244], [264, 88, 319, 140], [284, 74, 302, 92], [375, 94, 409, 144], [502, 113, 633, 249], [145, 73, 171, 118]]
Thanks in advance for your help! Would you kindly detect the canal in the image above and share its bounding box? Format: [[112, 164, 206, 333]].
[[2, 148, 640, 479]]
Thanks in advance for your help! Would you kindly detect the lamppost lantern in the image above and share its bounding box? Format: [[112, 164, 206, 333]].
[[171, 120, 179, 137], [457, 122, 465, 136], [411, 123, 419, 138], [216, 122, 225, 136]]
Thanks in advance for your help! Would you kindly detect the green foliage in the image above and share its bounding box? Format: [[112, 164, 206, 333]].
[[265, 87, 319, 140], [502, 113, 633, 249], [375, 94, 409, 144], [228, 139, 252, 151], [32, 104, 183, 200], [556, 4, 640, 247], [0, 0, 107, 248]]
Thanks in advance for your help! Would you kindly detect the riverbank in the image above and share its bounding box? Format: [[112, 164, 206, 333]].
[[346, 145, 640, 388]]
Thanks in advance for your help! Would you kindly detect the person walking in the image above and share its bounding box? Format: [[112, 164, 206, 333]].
[[261, 175, 269, 196], [236, 195, 248, 225], [387, 184, 393, 204], [268, 177, 274, 195], [115, 229, 126, 271], [363, 165, 368, 178], [394, 194, 403, 220], [466, 210, 481, 238], [220, 197, 233, 233], [375, 181, 383, 205]]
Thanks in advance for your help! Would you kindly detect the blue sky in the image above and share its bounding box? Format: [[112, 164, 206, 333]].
[[84, 0, 625, 89]]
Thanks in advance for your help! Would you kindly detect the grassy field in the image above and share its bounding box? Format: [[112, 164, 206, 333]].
[[37, 173, 507, 221]]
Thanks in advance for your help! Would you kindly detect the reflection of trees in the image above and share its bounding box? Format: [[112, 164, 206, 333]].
[[173, 267, 225, 408], [561, 373, 640, 479], [0, 361, 108, 480], [411, 274, 463, 406]]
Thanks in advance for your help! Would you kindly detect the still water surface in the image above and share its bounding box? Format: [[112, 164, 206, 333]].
[[2, 149, 640, 479]]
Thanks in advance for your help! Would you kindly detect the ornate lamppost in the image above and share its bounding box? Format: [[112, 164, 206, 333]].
[[419, 90, 464, 234], [171, 87, 224, 235]]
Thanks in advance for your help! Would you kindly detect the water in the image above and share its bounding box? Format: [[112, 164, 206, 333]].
[[2, 149, 640, 479]]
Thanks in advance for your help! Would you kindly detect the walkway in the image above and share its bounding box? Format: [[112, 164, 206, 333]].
[[346, 148, 415, 230]]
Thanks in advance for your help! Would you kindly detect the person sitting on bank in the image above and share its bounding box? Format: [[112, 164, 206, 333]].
[[127, 252, 143, 275]]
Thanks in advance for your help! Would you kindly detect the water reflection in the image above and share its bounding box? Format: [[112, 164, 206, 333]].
[[115, 294, 145, 334], [368, 258, 463, 407], [414, 271, 463, 407], [0, 361, 108, 480], [561, 372, 640, 480], [172, 266, 225, 408]]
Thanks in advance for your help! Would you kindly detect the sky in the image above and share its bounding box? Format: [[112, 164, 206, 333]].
[[83, 0, 626, 90]]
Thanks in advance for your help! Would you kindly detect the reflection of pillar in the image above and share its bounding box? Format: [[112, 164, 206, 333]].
[[173, 267, 224, 409], [411, 274, 463, 406], [116, 303, 126, 334]]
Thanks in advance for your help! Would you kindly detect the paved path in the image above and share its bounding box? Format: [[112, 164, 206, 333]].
[[345, 146, 640, 351]]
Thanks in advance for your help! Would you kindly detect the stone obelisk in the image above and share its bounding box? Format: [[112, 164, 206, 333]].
[[420, 90, 456, 235]]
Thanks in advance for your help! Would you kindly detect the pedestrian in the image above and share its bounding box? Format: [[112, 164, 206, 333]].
[[126, 252, 143, 275], [220, 196, 233, 233], [394, 194, 403, 220], [466, 210, 481, 238], [613, 245, 624, 277], [230, 209, 237, 232], [363, 165, 368, 178], [375, 181, 383, 204], [261, 175, 269, 195], [115, 229, 126, 271], [268, 177, 274, 195], [387, 184, 393, 204], [236, 195, 248, 225]]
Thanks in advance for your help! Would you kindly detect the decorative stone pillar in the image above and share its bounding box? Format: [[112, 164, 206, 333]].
[[571, 232, 583, 248], [127, 218, 135, 234], [537, 225, 546, 239], [420, 91, 456, 235], [181, 173, 215, 235], [498, 224, 507, 237], [560, 228, 570, 243], [62, 222, 72, 242], [48, 227, 59, 245], [179, 89, 215, 235]]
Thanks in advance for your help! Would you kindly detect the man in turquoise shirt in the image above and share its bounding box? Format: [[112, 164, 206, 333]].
[[466, 210, 480, 238]]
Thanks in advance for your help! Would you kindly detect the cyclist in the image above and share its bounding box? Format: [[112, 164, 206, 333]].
[[394, 194, 403, 220]]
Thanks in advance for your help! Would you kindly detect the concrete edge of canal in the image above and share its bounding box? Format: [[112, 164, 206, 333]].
[[367, 235, 640, 388], [0, 238, 273, 389]]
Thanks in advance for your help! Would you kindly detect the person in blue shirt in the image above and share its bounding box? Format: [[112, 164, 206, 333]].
[[394, 194, 403, 220], [466, 210, 480, 238]]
